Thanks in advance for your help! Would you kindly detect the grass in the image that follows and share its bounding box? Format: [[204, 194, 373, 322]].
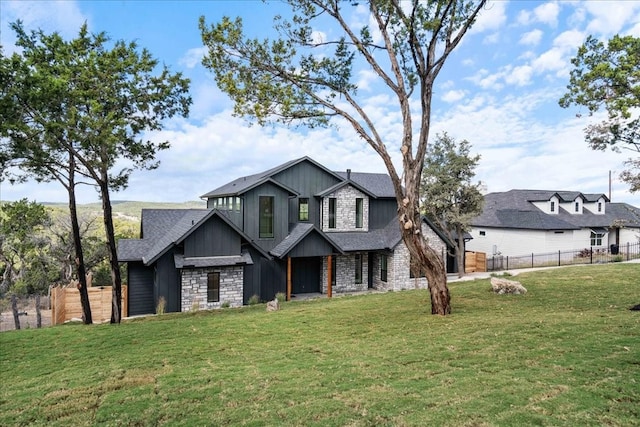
[[1, 263, 639, 426]]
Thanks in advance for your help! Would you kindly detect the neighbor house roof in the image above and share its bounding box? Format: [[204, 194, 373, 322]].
[[472, 189, 640, 230]]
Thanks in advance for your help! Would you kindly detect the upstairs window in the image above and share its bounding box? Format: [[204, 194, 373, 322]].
[[355, 254, 363, 284], [355, 198, 363, 228], [207, 272, 220, 303], [259, 196, 274, 238], [328, 198, 336, 229], [299, 198, 309, 221], [550, 201, 555, 212], [598, 202, 602, 212], [575, 202, 579, 212]]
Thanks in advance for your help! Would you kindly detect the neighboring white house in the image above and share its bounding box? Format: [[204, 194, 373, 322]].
[[466, 190, 640, 256]]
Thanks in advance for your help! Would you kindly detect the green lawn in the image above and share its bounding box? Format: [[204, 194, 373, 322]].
[[1, 263, 639, 426]]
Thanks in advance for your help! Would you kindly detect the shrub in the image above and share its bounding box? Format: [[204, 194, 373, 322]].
[[613, 255, 623, 263], [248, 294, 261, 305], [275, 292, 286, 302], [221, 301, 231, 309], [156, 296, 166, 315]]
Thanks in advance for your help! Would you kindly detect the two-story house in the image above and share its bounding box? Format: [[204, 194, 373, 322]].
[[466, 189, 640, 257], [118, 157, 454, 316]]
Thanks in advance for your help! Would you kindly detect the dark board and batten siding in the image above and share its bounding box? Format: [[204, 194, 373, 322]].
[[369, 199, 399, 230], [155, 250, 182, 313], [275, 161, 342, 229], [287, 232, 336, 258], [243, 182, 291, 253], [128, 262, 155, 316], [184, 216, 241, 257]]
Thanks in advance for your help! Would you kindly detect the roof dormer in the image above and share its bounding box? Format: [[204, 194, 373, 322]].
[[583, 195, 608, 215], [571, 197, 583, 214]]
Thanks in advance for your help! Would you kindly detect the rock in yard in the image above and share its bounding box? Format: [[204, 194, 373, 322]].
[[266, 297, 280, 312], [491, 277, 527, 295]]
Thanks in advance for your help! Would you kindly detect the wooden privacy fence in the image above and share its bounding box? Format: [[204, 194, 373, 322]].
[[51, 286, 127, 325], [465, 251, 487, 273]]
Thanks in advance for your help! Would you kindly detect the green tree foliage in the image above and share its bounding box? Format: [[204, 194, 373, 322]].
[[1, 22, 191, 323], [420, 133, 483, 278], [200, 0, 488, 315], [559, 35, 640, 192], [0, 199, 54, 296]]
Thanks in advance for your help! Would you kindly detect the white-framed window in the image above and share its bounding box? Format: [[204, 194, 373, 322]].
[[590, 231, 604, 246]]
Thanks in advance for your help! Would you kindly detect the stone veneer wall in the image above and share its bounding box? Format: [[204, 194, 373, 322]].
[[373, 222, 448, 291], [321, 253, 369, 294], [321, 185, 369, 232], [181, 266, 243, 311]]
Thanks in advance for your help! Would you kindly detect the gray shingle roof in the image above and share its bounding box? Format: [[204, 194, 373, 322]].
[[270, 223, 344, 258], [327, 218, 401, 252], [201, 156, 341, 198], [174, 252, 253, 268], [118, 209, 270, 266], [472, 189, 640, 230], [334, 171, 396, 198], [200, 156, 397, 200]]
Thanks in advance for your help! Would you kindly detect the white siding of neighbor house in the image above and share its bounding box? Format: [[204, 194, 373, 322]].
[[532, 195, 560, 215], [619, 228, 640, 246], [584, 197, 607, 215], [466, 227, 611, 256]]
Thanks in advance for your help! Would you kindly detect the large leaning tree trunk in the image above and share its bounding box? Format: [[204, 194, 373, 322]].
[[200, 0, 488, 314]]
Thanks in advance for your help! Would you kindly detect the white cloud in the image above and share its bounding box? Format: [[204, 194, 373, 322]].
[[441, 89, 466, 103], [179, 47, 207, 69], [519, 29, 543, 46], [533, 2, 560, 27], [505, 65, 534, 86], [311, 30, 327, 45], [472, 0, 508, 33], [517, 10, 532, 26], [0, 0, 87, 54], [582, 1, 640, 37]]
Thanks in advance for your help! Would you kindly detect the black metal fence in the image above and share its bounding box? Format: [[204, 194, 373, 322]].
[[486, 241, 640, 272]]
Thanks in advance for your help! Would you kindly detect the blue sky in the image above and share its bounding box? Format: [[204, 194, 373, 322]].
[[1, 0, 640, 206]]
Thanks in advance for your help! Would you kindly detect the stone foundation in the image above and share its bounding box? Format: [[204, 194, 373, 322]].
[[181, 266, 243, 311]]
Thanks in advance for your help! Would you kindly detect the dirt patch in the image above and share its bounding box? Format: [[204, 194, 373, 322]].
[[0, 300, 51, 332]]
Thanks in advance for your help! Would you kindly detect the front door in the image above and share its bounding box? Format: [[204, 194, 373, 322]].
[[292, 257, 321, 294]]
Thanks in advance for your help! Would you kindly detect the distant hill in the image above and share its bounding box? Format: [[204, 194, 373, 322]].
[[40, 200, 207, 221]]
